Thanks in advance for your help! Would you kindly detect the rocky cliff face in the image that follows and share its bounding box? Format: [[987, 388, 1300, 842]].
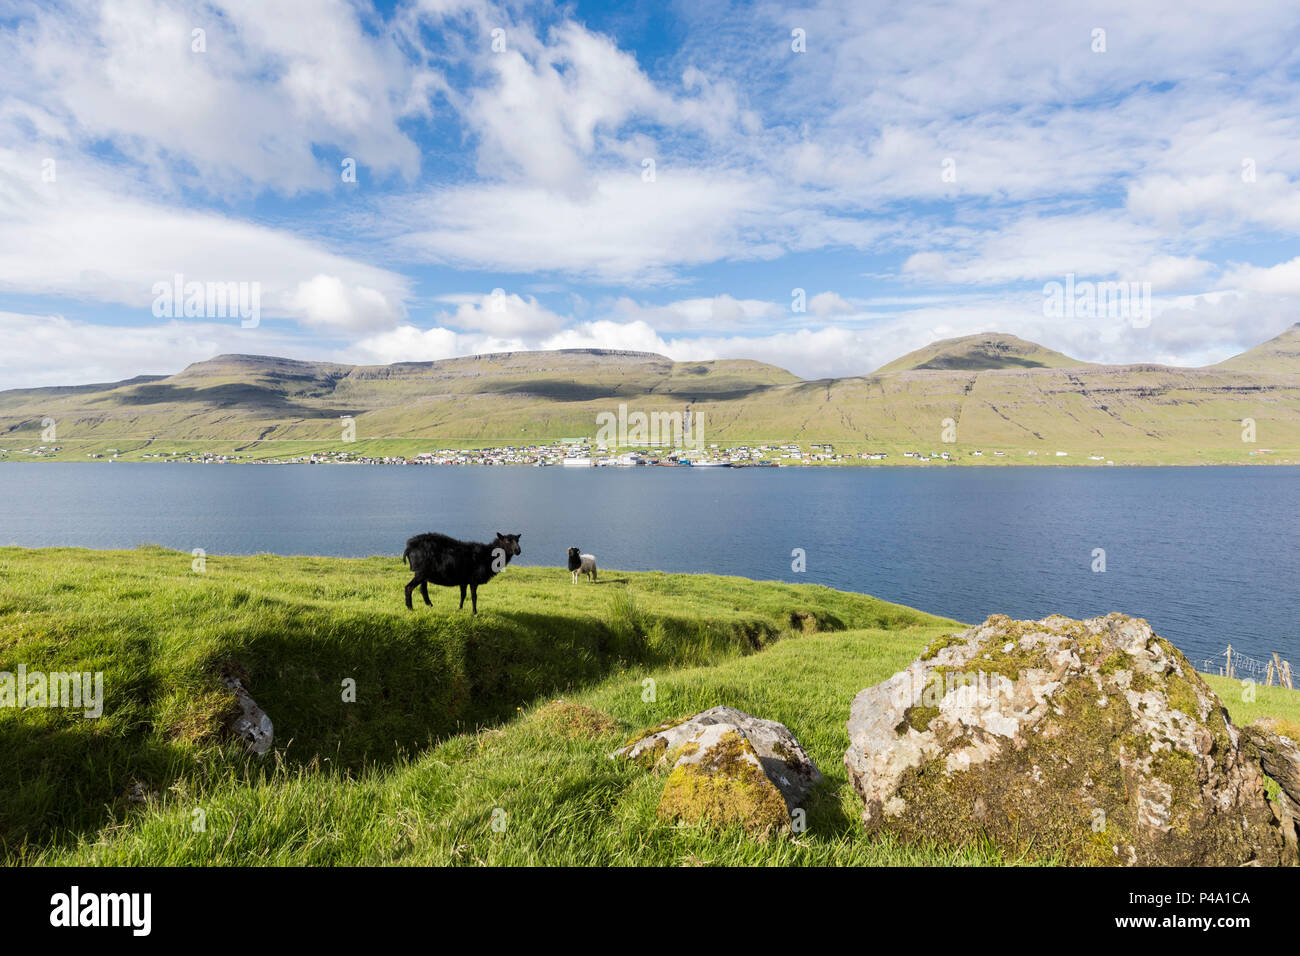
[[845, 613, 1296, 865]]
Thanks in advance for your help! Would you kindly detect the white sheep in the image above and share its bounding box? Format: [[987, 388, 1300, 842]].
[[567, 546, 597, 583]]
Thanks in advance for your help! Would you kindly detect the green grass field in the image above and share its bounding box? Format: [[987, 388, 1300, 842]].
[[2, 547, 1297, 866]]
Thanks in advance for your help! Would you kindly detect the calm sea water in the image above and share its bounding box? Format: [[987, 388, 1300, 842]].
[[1, 462, 1296, 668]]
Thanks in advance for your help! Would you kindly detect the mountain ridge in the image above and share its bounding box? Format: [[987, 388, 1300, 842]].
[[2, 326, 1297, 464], [7, 327, 1298, 399], [873, 332, 1092, 373]]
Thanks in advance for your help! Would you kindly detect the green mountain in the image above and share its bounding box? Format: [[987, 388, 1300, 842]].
[[874, 332, 1090, 373], [1, 329, 1298, 465], [0, 349, 800, 448], [1213, 323, 1300, 373]]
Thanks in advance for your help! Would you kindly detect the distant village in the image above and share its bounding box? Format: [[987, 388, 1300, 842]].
[[0, 440, 1125, 466]]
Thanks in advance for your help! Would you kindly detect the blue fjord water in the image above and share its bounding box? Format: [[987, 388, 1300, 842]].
[[0, 462, 1296, 668]]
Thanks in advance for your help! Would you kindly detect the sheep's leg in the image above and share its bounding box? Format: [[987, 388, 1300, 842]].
[[470, 584, 478, 615], [458, 583, 467, 609], [420, 581, 432, 606], [404, 577, 420, 610]]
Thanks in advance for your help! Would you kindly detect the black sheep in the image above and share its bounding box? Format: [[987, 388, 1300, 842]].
[[402, 531, 522, 614]]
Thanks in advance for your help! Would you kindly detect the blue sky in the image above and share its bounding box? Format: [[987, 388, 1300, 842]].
[[2, 0, 1300, 389]]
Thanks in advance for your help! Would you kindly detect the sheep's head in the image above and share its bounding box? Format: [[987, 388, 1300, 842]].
[[495, 532, 522, 557]]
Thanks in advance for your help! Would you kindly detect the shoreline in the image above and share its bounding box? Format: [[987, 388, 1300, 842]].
[[2, 455, 1300, 470], [2, 544, 1294, 675], [1, 457, 1296, 468], [4, 435, 1297, 469], [1, 544, 1293, 691]]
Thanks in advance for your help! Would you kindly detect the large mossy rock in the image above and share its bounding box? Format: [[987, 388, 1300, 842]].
[[616, 706, 822, 835], [844, 613, 1295, 866]]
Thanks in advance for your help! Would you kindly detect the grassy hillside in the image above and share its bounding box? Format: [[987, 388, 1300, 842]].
[[0, 349, 799, 449], [2, 330, 1300, 465], [2, 547, 1297, 866], [0, 546, 954, 861], [1214, 322, 1300, 373], [874, 332, 1091, 372]]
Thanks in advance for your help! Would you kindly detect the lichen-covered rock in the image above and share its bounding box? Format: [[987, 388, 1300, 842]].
[[222, 675, 273, 755], [1243, 718, 1300, 807], [1242, 718, 1300, 857], [658, 726, 792, 835], [616, 706, 822, 833], [845, 613, 1294, 866]]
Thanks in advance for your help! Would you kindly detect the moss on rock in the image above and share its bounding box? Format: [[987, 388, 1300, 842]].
[[1164, 672, 1202, 719], [618, 706, 823, 835], [896, 704, 940, 735], [920, 632, 965, 661], [845, 613, 1293, 866], [618, 714, 695, 760], [657, 730, 790, 836]]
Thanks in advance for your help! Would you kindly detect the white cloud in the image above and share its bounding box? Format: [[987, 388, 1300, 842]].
[[0, 148, 411, 330], [539, 319, 671, 355], [6, 0, 1300, 388], [808, 292, 855, 317], [288, 276, 406, 331], [2, 0, 425, 195], [0, 310, 304, 390], [7, 285, 1296, 391], [1220, 257, 1300, 296], [899, 212, 1222, 292], [592, 295, 784, 331], [902, 253, 949, 280], [1142, 255, 1215, 292], [389, 171, 778, 283], [453, 18, 742, 194], [1127, 172, 1300, 232], [346, 325, 501, 366], [436, 291, 569, 336], [467, 23, 705, 191]]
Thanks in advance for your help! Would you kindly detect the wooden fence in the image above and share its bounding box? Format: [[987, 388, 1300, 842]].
[[1198, 645, 1294, 689]]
